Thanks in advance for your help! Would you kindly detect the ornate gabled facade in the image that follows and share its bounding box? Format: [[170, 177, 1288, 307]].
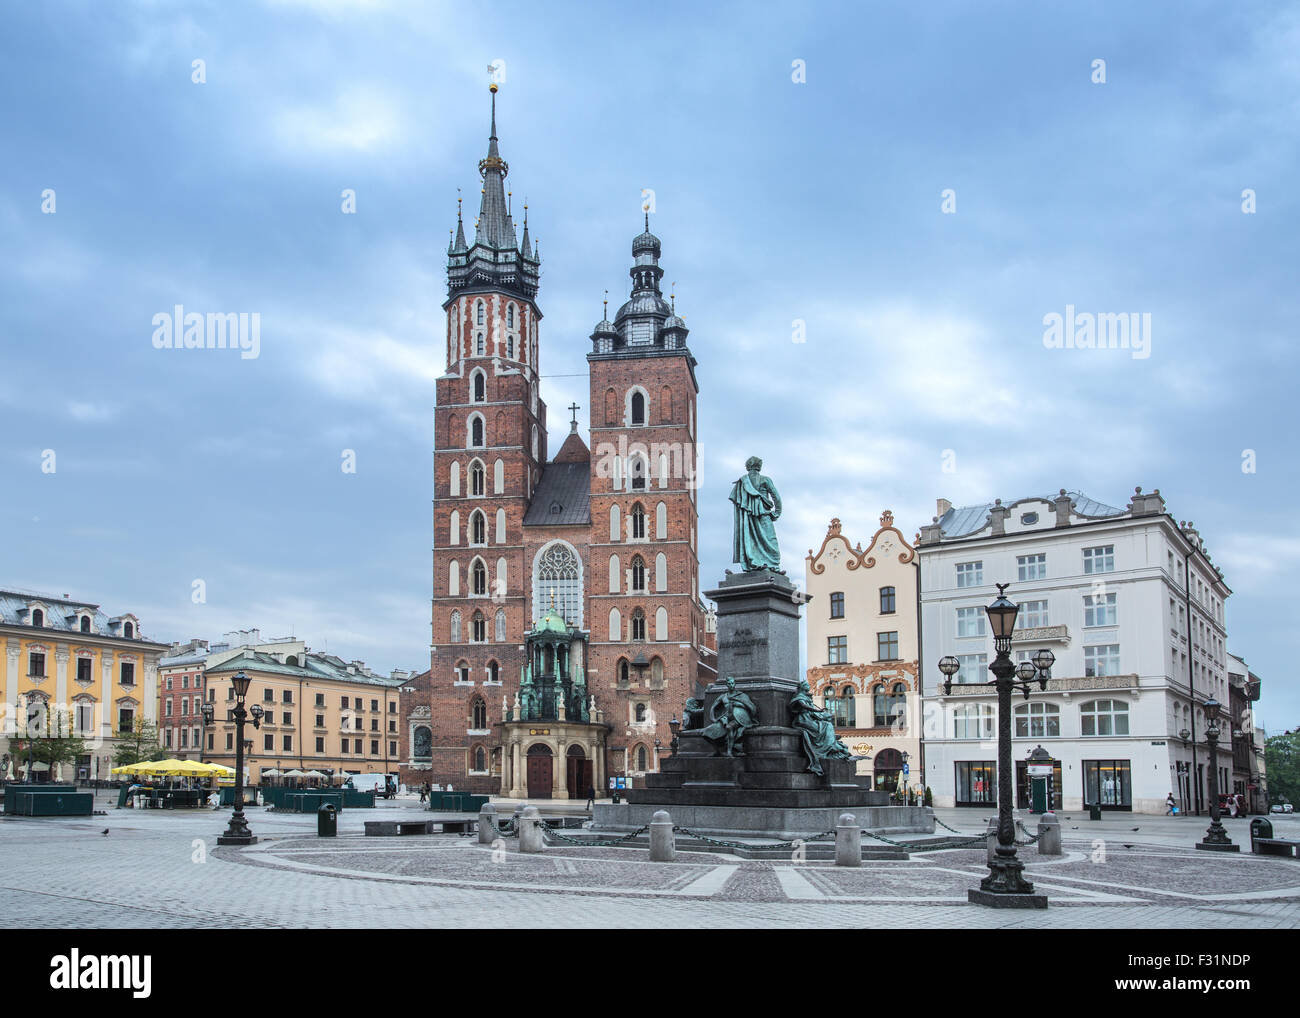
[[804, 513, 921, 794], [412, 88, 715, 798]]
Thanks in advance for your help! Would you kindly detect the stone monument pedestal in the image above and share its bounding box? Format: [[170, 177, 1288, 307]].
[[593, 569, 932, 841]]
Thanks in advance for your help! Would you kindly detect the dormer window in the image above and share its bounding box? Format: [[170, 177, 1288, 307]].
[[1020, 512, 1039, 525], [123, 621, 135, 639], [79, 615, 91, 633], [31, 609, 44, 628]]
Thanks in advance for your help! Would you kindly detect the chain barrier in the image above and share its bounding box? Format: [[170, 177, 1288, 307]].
[[1015, 821, 1042, 845], [671, 826, 836, 852], [538, 820, 649, 847]]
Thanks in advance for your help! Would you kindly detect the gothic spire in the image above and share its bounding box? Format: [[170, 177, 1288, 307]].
[[476, 83, 512, 249]]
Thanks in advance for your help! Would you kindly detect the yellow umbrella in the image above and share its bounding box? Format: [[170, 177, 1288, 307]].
[[202, 763, 235, 775], [164, 760, 214, 777]]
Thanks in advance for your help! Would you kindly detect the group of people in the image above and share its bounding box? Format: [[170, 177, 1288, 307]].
[[1166, 791, 1250, 816]]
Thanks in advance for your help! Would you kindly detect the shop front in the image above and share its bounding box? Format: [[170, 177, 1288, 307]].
[[1083, 758, 1132, 811], [954, 761, 996, 807]]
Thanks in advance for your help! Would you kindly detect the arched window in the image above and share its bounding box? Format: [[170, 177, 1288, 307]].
[[471, 698, 487, 729], [79, 615, 90, 633], [618, 658, 630, 685], [630, 390, 646, 425], [531, 424, 538, 460], [450, 610, 462, 643], [31, 609, 44, 628], [533, 541, 583, 627], [469, 415, 484, 448], [472, 370, 486, 403], [1080, 699, 1129, 737], [495, 508, 506, 543], [660, 385, 673, 423], [506, 304, 514, 328], [631, 608, 646, 642], [631, 502, 646, 539], [608, 554, 620, 593], [475, 333, 485, 356], [630, 556, 646, 592], [656, 501, 667, 539], [655, 553, 667, 592], [837, 685, 856, 727], [506, 335, 514, 358], [609, 608, 621, 642], [880, 586, 896, 614], [609, 504, 621, 541], [448, 561, 460, 596], [470, 460, 485, 496], [495, 556, 507, 597], [487, 660, 500, 683], [872, 684, 889, 727], [455, 660, 470, 684], [888, 683, 906, 726], [449, 509, 460, 545], [495, 410, 507, 445], [493, 459, 504, 493], [651, 657, 664, 685], [1014, 701, 1061, 738], [470, 510, 486, 545], [605, 387, 617, 426], [637, 745, 648, 771], [472, 559, 488, 596], [629, 455, 646, 490], [472, 611, 486, 642], [450, 460, 460, 496], [655, 606, 668, 641], [657, 453, 668, 488], [476, 301, 485, 326], [494, 609, 506, 643], [635, 703, 648, 723], [474, 745, 487, 771]]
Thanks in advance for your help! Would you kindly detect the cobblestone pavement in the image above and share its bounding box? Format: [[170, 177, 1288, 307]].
[[2, 802, 1297, 928]]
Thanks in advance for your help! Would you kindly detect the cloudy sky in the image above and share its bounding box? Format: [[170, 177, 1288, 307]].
[[2, 1, 1296, 727]]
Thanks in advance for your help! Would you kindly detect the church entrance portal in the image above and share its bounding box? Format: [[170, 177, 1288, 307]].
[[526, 744, 553, 799], [566, 745, 592, 801]]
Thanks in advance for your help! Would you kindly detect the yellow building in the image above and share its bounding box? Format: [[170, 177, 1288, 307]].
[[1, 589, 168, 781], [804, 514, 922, 794], [203, 650, 406, 782]]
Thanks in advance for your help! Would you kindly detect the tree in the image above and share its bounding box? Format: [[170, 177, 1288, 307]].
[[111, 718, 166, 768], [1265, 730, 1299, 807], [7, 709, 87, 781]]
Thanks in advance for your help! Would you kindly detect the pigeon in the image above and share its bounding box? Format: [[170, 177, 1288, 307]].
[[1131, 827, 1140, 832], [1070, 826, 1078, 830], [101, 829, 110, 836], [1123, 844, 1134, 849]]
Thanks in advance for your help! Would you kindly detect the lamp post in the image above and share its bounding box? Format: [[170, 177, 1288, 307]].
[[25, 706, 41, 784], [1196, 698, 1238, 852], [900, 750, 911, 802], [668, 715, 680, 757], [214, 671, 262, 846], [938, 583, 1053, 908]]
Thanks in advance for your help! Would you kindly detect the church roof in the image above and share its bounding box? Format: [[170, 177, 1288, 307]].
[[552, 428, 590, 464], [523, 460, 590, 526]]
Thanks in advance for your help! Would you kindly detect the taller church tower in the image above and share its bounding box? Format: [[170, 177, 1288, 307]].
[[427, 85, 543, 784]]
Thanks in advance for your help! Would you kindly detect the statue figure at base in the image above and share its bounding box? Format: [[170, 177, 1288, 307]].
[[700, 677, 758, 757], [730, 456, 783, 573], [789, 679, 853, 776], [682, 697, 705, 732]]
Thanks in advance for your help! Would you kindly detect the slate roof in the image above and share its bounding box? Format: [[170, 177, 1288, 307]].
[[523, 461, 591, 526], [0, 589, 158, 643], [205, 650, 405, 688], [938, 491, 1125, 538]]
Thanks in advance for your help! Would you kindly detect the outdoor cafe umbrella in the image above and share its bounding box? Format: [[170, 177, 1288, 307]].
[[282, 769, 307, 778], [162, 760, 215, 777]]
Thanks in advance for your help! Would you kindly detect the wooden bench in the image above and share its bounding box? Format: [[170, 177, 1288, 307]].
[[364, 820, 435, 837], [436, 819, 475, 835], [1250, 820, 1300, 857]]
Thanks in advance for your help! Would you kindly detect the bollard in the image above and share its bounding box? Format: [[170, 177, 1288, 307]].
[[986, 816, 1000, 865], [519, 805, 543, 854], [478, 802, 497, 845], [1037, 812, 1063, 856], [835, 813, 861, 867], [649, 809, 675, 862]]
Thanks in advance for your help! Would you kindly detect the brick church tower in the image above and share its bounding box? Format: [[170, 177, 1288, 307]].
[[409, 89, 716, 796], [586, 216, 709, 779], [426, 84, 543, 786]]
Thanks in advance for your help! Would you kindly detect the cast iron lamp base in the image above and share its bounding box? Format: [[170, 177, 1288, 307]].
[[1195, 840, 1239, 853], [968, 888, 1048, 909]]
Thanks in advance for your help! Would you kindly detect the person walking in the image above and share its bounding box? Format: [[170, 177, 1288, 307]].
[[585, 784, 595, 810], [1165, 792, 1177, 816]]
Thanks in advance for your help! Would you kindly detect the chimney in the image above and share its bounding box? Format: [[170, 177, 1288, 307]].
[[1053, 489, 1073, 527], [936, 498, 952, 518], [989, 498, 1009, 535]]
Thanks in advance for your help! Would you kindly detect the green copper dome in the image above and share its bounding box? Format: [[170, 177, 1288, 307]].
[[533, 608, 568, 635]]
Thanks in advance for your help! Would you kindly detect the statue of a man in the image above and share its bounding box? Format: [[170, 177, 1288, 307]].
[[789, 679, 853, 776], [700, 677, 758, 757], [730, 456, 783, 572]]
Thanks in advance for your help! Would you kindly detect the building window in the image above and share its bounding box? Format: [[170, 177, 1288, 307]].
[[472, 612, 486, 642], [474, 745, 486, 771], [877, 631, 899, 661], [1017, 600, 1049, 629], [954, 704, 995, 740], [282, 712, 292, 725], [631, 609, 646, 642], [1083, 645, 1121, 677], [283, 735, 293, 751], [629, 455, 647, 490], [1017, 554, 1046, 581], [472, 560, 488, 595], [631, 556, 646, 592], [631, 502, 646, 539], [954, 653, 988, 684], [1080, 699, 1129, 736], [120, 662, 135, 686], [354, 739, 362, 754], [631, 390, 646, 426], [476, 301, 484, 326], [834, 686, 856, 728], [76, 658, 92, 683], [31, 608, 44, 627], [635, 703, 648, 723], [955, 761, 997, 805], [341, 739, 349, 754], [264, 734, 273, 751], [879, 587, 895, 614], [282, 690, 292, 704], [226, 733, 234, 750], [637, 745, 648, 771], [534, 541, 583, 628], [827, 635, 848, 664], [80, 615, 91, 633], [315, 714, 325, 728], [1083, 545, 1115, 574], [472, 698, 487, 729], [315, 693, 325, 707], [1083, 759, 1132, 809], [829, 592, 845, 619], [414, 726, 431, 760], [473, 371, 486, 402], [956, 561, 982, 588], [123, 622, 135, 638], [316, 737, 325, 753], [28, 651, 45, 677], [471, 511, 486, 545], [1014, 701, 1061, 738], [488, 660, 499, 683], [956, 606, 986, 638], [618, 659, 630, 685], [1083, 592, 1118, 627]]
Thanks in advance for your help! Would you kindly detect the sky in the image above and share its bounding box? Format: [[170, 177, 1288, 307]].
[[2, 1, 1297, 728]]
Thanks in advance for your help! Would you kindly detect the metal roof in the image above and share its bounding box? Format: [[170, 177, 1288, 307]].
[[0, 589, 155, 642], [938, 491, 1124, 538], [205, 650, 405, 688]]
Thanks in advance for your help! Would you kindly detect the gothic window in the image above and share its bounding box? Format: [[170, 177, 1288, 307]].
[[609, 504, 620, 541], [471, 698, 487, 729], [657, 453, 668, 488], [476, 301, 484, 326], [608, 554, 620, 593], [496, 557, 507, 597], [631, 608, 646, 642], [631, 390, 646, 426], [631, 502, 646, 538], [655, 553, 667, 591], [474, 745, 487, 771], [635, 703, 648, 723], [495, 508, 506, 543], [472, 611, 486, 642], [534, 541, 583, 627], [506, 304, 514, 328], [494, 609, 506, 643], [507, 336, 514, 358], [450, 509, 460, 545], [450, 460, 460, 496], [487, 660, 500, 683], [495, 410, 507, 445], [450, 610, 462, 643], [655, 606, 668, 641], [637, 745, 648, 771], [472, 370, 486, 403], [605, 387, 617, 425], [609, 609, 622, 643], [471, 460, 485, 496], [630, 555, 646, 592], [469, 415, 484, 448], [660, 385, 673, 423], [531, 424, 539, 459], [449, 561, 460, 596], [472, 560, 488, 596], [476, 333, 485, 356], [493, 459, 504, 494], [455, 661, 470, 683], [471, 510, 486, 545], [651, 657, 664, 685], [629, 455, 647, 490], [656, 501, 667, 539]]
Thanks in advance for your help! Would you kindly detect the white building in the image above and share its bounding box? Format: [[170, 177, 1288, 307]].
[[916, 488, 1232, 815]]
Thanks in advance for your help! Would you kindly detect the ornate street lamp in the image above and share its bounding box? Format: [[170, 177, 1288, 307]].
[[937, 584, 1054, 908], [215, 671, 262, 846], [1196, 697, 1238, 852]]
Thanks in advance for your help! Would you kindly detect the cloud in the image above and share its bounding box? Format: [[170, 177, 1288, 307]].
[[270, 86, 406, 155]]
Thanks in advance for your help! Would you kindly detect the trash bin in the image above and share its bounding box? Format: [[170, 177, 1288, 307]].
[[317, 803, 338, 837], [1088, 802, 1101, 821], [1250, 817, 1273, 851]]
